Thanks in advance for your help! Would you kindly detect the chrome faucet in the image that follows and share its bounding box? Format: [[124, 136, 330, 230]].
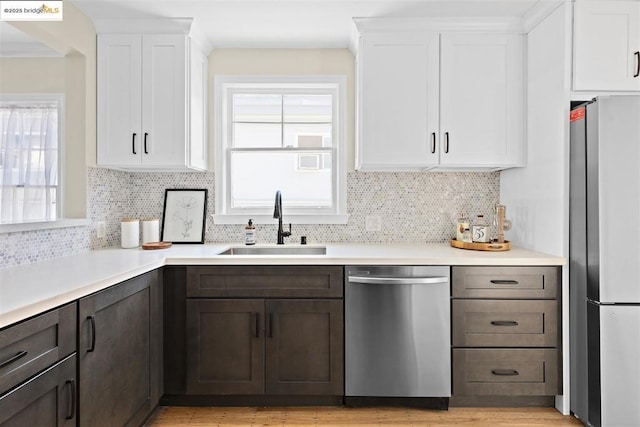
[[273, 190, 291, 244]]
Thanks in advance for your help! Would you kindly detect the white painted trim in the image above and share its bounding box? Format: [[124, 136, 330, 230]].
[[352, 17, 525, 35], [212, 214, 349, 225], [522, 0, 566, 33], [214, 75, 348, 223], [93, 18, 193, 35], [0, 218, 89, 234]]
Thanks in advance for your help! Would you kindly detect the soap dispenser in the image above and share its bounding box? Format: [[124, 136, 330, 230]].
[[244, 219, 256, 245]]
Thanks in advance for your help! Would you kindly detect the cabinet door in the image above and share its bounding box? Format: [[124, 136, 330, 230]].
[[574, 1, 640, 91], [265, 299, 343, 395], [186, 299, 264, 395], [0, 354, 76, 427], [141, 35, 188, 167], [357, 32, 440, 170], [440, 33, 524, 166], [97, 34, 143, 166], [79, 271, 158, 427]]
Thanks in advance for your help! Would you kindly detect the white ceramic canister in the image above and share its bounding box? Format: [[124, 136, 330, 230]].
[[142, 218, 160, 244], [121, 219, 140, 248]]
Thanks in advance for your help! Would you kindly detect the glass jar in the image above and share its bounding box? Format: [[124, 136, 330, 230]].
[[472, 214, 490, 243]]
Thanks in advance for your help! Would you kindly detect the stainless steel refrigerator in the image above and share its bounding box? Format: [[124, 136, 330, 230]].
[[570, 95, 640, 427]]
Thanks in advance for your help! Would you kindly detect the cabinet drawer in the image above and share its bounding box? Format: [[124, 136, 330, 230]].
[[452, 299, 558, 347], [0, 303, 76, 396], [453, 349, 559, 396], [452, 266, 559, 299], [186, 266, 344, 298]]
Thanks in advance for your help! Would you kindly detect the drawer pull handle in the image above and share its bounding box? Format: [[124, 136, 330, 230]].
[[491, 320, 519, 326], [490, 279, 519, 285], [253, 313, 260, 338], [0, 350, 28, 369], [492, 369, 519, 376], [267, 313, 274, 338], [65, 378, 76, 420], [87, 315, 96, 352]]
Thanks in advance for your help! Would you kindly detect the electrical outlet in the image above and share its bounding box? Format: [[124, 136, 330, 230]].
[[365, 215, 381, 232], [96, 221, 106, 238]]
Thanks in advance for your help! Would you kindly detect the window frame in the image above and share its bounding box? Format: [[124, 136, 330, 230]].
[[213, 76, 348, 225], [0, 93, 80, 231]]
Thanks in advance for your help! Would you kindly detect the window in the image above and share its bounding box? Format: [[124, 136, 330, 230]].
[[214, 76, 347, 224], [0, 95, 63, 224]]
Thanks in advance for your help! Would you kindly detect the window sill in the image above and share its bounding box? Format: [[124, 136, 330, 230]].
[[0, 218, 90, 234], [212, 214, 349, 225]]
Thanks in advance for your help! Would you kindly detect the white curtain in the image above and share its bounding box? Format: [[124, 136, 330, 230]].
[[0, 103, 58, 223]]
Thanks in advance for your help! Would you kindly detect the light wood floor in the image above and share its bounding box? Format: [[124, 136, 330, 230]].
[[146, 406, 583, 426]]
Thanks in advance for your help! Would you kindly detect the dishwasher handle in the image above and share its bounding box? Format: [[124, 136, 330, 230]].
[[348, 276, 448, 285]]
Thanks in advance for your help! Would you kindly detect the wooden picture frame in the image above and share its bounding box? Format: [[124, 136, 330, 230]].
[[161, 189, 207, 243]]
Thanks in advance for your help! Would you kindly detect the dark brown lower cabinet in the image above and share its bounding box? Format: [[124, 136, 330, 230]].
[[186, 299, 264, 395], [0, 354, 76, 426], [185, 298, 343, 397], [265, 299, 343, 396], [79, 270, 161, 427]]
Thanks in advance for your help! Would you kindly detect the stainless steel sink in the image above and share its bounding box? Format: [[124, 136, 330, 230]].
[[217, 246, 327, 256]]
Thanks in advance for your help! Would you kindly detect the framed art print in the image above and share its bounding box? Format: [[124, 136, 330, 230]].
[[161, 189, 207, 243]]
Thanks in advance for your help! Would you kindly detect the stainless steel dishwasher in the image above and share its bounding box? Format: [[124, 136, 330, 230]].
[[345, 266, 451, 408]]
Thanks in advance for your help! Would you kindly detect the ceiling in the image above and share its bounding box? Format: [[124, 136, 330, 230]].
[[69, 0, 550, 49]]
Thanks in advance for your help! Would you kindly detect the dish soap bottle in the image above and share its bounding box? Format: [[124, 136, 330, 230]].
[[245, 219, 256, 245]]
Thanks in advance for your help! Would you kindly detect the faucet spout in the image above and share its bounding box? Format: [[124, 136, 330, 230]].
[[273, 191, 282, 219], [273, 190, 291, 244]]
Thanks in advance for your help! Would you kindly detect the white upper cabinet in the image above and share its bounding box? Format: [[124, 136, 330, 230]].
[[440, 34, 524, 166], [355, 22, 525, 171], [573, 0, 640, 91], [97, 30, 207, 170], [357, 32, 440, 170]]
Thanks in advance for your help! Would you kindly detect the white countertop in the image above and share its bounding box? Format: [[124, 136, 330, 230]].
[[0, 243, 565, 329]]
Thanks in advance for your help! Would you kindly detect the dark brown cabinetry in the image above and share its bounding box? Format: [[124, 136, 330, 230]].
[[0, 303, 77, 426], [0, 354, 77, 426], [165, 265, 344, 405], [78, 270, 161, 427], [450, 266, 561, 405]]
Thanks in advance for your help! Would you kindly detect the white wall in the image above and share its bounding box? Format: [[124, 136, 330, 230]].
[[500, 1, 572, 415], [209, 49, 355, 170], [0, 58, 65, 92], [10, 2, 97, 217]]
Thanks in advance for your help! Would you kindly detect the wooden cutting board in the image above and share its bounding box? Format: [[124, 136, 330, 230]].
[[142, 242, 172, 250]]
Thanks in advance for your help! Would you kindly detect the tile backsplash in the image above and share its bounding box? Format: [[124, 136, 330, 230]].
[[0, 167, 499, 269]]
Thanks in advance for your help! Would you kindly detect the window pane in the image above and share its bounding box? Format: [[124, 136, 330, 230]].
[[284, 94, 332, 123], [233, 94, 281, 122], [0, 103, 59, 223], [230, 151, 332, 209], [283, 123, 332, 148], [233, 123, 282, 148]]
